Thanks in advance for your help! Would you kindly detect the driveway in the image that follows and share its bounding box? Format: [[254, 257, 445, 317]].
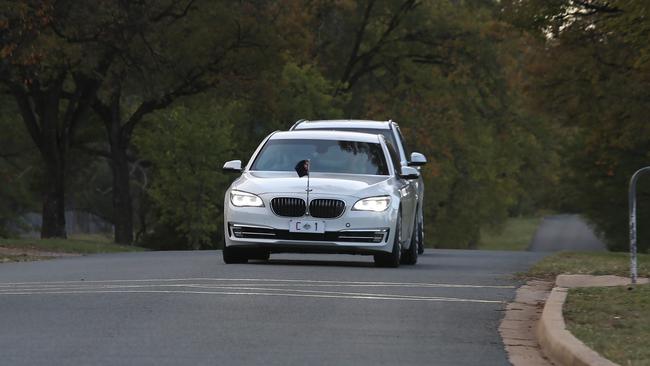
[[528, 214, 606, 252]]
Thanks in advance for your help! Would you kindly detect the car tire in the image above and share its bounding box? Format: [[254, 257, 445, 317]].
[[222, 246, 249, 264], [417, 212, 424, 255], [400, 217, 418, 265], [374, 211, 402, 268]]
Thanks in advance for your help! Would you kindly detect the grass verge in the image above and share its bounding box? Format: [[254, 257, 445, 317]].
[[478, 216, 541, 251], [0, 235, 145, 263], [565, 284, 650, 366], [0, 254, 51, 263], [526, 251, 650, 279]]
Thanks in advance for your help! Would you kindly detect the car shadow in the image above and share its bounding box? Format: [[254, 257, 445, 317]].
[[251, 259, 376, 268]]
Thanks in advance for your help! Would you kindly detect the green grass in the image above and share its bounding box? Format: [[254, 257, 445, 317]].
[[526, 251, 650, 279], [477, 216, 541, 251], [565, 284, 650, 366], [0, 235, 145, 255]]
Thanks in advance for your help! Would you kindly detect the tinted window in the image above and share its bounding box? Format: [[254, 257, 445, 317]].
[[300, 128, 399, 154], [251, 139, 389, 175]]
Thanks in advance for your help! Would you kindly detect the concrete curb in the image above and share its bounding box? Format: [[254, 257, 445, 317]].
[[536, 286, 618, 366]]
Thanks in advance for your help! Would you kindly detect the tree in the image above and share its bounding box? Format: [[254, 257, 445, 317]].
[[0, 98, 38, 236], [135, 102, 235, 249], [0, 1, 110, 238], [304, 0, 556, 247], [502, 0, 650, 251], [4, 0, 272, 244], [83, 0, 251, 244]]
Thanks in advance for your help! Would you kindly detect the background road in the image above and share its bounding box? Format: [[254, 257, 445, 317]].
[[0, 250, 544, 366], [528, 214, 606, 252]]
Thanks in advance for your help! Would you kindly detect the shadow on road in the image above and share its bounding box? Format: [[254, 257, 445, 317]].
[[250, 257, 436, 269], [253, 259, 376, 268]]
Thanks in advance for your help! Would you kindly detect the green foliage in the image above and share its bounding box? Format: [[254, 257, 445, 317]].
[[6, 0, 633, 251], [228, 61, 348, 162], [275, 63, 345, 124], [478, 216, 542, 251], [0, 99, 38, 236], [135, 101, 236, 249], [134, 63, 347, 247], [503, 0, 650, 251], [330, 1, 559, 248]]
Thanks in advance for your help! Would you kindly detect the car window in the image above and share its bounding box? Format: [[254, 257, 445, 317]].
[[298, 127, 400, 155], [251, 139, 389, 175]]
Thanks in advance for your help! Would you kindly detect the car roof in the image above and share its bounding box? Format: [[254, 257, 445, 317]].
[[292, 119, 393, 130], [270, 130, 383, 144]]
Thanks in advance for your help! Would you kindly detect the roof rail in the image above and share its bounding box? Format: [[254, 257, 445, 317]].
[[289, 119, 308, 131]]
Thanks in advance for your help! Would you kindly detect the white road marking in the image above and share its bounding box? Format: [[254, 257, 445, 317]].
[[0, 277, 511, 303], [0, 282, 504, 303], [0, 277, 515, 289], [0, 289, 504, 303]]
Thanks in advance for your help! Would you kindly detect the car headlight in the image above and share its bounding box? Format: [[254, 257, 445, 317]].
[[230, 190, 264, 207], [352, 196, 391, 212]]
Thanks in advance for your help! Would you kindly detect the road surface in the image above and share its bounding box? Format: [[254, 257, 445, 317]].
[[528, 214, 607, 252], [0, 250, 544, 366]]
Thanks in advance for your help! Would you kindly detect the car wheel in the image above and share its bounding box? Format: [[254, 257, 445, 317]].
[[400, 216, 418, 265], [222, 246, 249, 264], [374, 211, 402, 268], [417, 213, 424, 255]]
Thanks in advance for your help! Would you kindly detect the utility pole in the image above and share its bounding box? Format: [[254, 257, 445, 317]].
[[629, 166, 650, 285]]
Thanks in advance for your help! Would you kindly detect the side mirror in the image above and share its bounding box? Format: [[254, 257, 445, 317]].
[[223, 160, 242, 173], [399, 166, 420, 180], [408, 152, 427, 167]]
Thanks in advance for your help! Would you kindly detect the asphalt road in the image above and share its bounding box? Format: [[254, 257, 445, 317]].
[[0, 250, 544, 366], [528, 214, 607, 252]]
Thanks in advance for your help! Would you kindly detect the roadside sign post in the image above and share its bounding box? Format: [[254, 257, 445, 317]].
[[629, 166, 650, 285]]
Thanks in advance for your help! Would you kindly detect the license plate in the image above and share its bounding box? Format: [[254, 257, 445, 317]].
[[289, 220, 326, 233]]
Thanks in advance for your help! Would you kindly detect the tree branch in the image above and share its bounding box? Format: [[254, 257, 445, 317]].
[[6, 82, 43, 150], [340, 0, 376, 86], [150, 0, 196, 22]]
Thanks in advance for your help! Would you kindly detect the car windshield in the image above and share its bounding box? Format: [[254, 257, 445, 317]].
[[251, 139, 389, 175], [299, 127, 399, 153]]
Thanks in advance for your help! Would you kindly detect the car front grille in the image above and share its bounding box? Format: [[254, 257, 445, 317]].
[[271, 197, 306, 217], [309, 199, 345, 218], [229, 224, 388, 243]]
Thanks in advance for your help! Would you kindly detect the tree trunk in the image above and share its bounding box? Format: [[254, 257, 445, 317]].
[[13, 81, 69, 239], [40, 155, 67, 238], [110, 146, 133, 244], [105, 95, 134, 245]]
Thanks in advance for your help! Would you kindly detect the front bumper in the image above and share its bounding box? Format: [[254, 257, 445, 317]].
[[224, 195, 398, 255]]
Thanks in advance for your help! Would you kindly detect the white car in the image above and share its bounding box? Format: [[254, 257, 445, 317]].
[[290, 119, 427, 254], [222, 130, 421, 267]]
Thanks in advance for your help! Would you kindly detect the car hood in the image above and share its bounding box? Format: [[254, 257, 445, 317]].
[[232, 171, 391, 198]]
